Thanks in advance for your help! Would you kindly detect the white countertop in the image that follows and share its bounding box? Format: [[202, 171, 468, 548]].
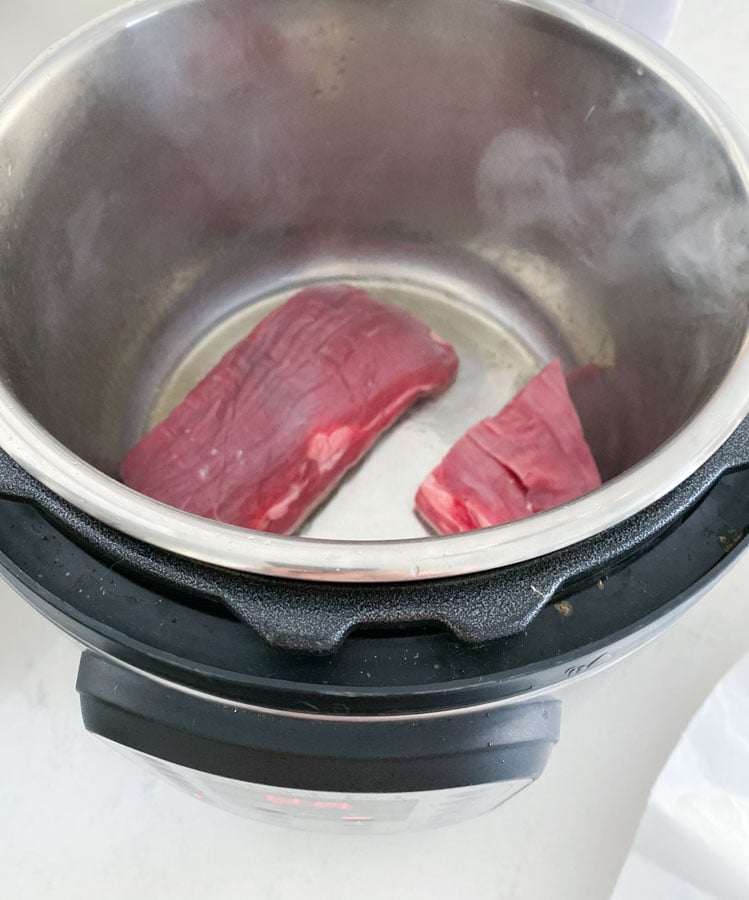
[[2, 2, 749, 898]]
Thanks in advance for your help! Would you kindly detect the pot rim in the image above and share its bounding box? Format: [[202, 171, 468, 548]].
[[1, 0, 749, 583]]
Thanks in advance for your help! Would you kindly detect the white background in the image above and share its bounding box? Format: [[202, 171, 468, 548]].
[[2, 1, 749, 897]]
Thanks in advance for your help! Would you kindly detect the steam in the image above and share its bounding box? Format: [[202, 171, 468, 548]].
[[476, 79, 749, 477], [476, 89, 749, 302]]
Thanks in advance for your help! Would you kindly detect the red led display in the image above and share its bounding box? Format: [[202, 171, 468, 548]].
[[265, 793, 301, 806], [263, 794, 365, 817]]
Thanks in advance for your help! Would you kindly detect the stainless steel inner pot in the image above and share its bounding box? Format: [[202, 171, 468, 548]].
[[1, 0, 749, 581]]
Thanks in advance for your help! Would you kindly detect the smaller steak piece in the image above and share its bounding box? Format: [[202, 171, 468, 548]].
[[121, 285, 458, 534], [415, 360, 601, 534]]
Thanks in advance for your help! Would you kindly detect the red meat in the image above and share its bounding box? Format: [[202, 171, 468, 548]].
[[415, 360, 601, 534], [121, 284, 458, 534]]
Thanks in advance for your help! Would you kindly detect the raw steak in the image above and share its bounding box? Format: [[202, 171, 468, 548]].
[[121, 284, 458, 534], [415, 360, 601, 534]]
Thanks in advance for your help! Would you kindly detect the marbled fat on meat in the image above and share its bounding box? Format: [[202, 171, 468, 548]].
[[415, 360, 601, 534], [121, 285, 459, 534]]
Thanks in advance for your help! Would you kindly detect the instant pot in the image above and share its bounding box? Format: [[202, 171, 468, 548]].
[[2, 0, 749, 832]]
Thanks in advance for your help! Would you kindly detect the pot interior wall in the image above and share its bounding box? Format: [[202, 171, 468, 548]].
[[0, 0, 748, 538]]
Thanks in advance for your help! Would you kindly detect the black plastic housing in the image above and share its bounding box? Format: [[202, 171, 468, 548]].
[[0, 424, 747, 715], [1, 413, 749, 653], [78, 652, 561, 791]]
